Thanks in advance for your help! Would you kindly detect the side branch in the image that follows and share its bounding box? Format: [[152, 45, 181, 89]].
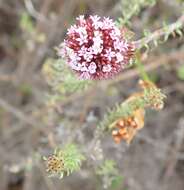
[[134, 14, 184, 49]]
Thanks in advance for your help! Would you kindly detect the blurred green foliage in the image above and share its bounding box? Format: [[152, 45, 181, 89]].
[[42, 58, 93, 104], [118, 0, 157, 25], [18, 83, 33, 97], [20, 12, 34, 33], [177, 65, 184, 80], [96, 159, 123, 189], [61, 144, 85, 177], [20, 12, 46, 43], [97, 160, 118, 176]]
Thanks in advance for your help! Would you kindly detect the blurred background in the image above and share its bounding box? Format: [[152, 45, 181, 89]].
[[0, 0, 184, 190]]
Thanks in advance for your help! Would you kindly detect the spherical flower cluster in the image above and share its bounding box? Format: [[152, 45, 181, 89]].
[[58, 15, 135, 80]]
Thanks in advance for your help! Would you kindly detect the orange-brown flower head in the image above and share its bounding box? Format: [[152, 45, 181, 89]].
[[46, 155, 64, 173], [112, 109, 145, 144]]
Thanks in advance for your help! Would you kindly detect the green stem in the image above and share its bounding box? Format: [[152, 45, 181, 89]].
[[135, 52, 150, 81]]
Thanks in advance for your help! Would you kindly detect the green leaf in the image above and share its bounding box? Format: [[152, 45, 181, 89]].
[[111, 175, 123, 189], [175, 29, 183, 38], [177, 65, 184, 80], [20, 12, 34, 33]]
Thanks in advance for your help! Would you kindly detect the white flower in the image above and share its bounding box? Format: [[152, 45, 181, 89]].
[[75, 27, 88, 45], [93, 31, 103, 45], [114, 39, 129, 51], [102, 64, 112, 72], [76, 35, 88, 45], [105, 48, 116, 61], [76, 26, 87, 35], [110, 28, 121, 40], [116, 52, 124, 63], [114, 27, 121, 36], [93, 36, 103, 44], [114, 40, 122, 50], [91, 34, 103, 54], [90, 15, 100, 22], [80, 62, 89, 72], [70, 60, 81, 71], [90, 15, 103, 29], [102, 17, 114, 29], [78, 46, 87, 55], [84, 51, 93, 62], [76, 15, 85, 23], [75, 26, 88, 40], [94, 30, 102, 37], [78, 47, 93, 62], [90, 44, 103, 55], [88, 62, 97, 74], [67, 25, 77, 35]]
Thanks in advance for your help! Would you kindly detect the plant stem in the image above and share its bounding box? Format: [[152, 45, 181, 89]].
[[135, 52, 150, 81], [134, 14, 184, 49]]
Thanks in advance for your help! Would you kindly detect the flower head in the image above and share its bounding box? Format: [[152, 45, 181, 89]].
[[59, 15, 135, 80], [44, 144, 85, 179], [112, 108, 145, 144], [46, 155, 64, 174]]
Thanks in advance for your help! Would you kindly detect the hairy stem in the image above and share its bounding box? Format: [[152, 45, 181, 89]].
[[134, 14, 184, 49]]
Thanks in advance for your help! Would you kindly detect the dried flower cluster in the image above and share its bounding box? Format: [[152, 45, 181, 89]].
[[140, 80, 165, 110], [46, 155, 64, 174], [44, 144, 85, 178], [58, 15, 134, 80], [111, 80, 166, 144], [112, 108, 145, 144]]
